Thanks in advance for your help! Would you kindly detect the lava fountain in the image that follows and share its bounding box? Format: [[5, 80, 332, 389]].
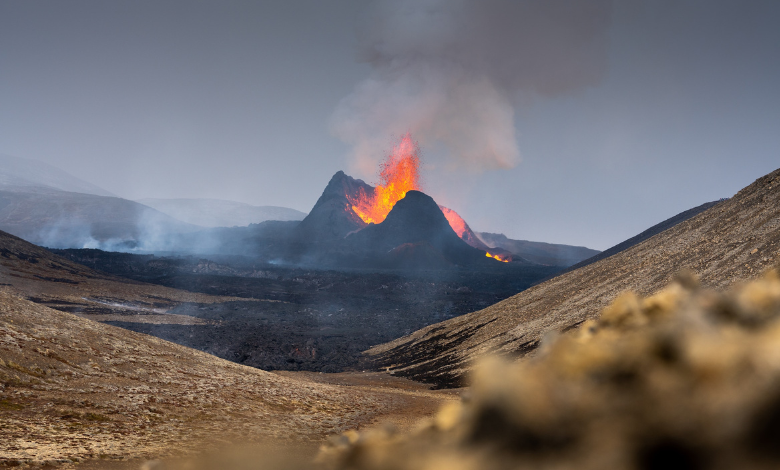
[[348, 133, 422, 225], [347, 133, 509, 263]]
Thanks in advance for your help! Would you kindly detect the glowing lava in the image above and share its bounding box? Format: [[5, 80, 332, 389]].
[[348, 133, 511, 264], [439, 206, 468, 239], [348, 133, 422, 224], [486, 252, 511, 263]]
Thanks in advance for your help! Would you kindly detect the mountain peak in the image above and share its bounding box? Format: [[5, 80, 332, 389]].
[[0, 153, 115, 197], [294, 171, 372, 241], [346, 190, 491, 267]]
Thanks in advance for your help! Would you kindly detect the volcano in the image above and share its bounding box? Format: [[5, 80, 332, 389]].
[[292, 173, 517, 269], [294, 171, 371, 242], [292, 133, 514, 266], [344, 190, 497, 268]]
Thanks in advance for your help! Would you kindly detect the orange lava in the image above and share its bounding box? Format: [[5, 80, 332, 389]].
[[486, 252, 511, 263], [439, 206, 468, 239], [349, 133, 422, 224]]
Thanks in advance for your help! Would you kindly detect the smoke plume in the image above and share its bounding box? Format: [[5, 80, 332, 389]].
[[332, 0, 613, 173]]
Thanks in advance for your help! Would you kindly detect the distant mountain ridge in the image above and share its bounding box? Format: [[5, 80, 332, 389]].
[[0, 153, 115, 197], [476, 232, 599, 267], [0, 189, 198, 250], [0, 154, 203, 250], [138, 198, 306, 228]]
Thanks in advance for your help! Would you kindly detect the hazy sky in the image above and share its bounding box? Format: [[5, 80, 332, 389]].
[[1, 0, 778, 250]]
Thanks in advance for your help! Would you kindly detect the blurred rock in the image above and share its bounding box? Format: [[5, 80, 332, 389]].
[[322, 271, 780, 470]]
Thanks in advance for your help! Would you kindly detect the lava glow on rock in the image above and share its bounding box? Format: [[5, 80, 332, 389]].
[[439, 206, 468, 239], [348, 132, 509, 263], [348, 133, 422, 225], [486, 252, 511, 262]]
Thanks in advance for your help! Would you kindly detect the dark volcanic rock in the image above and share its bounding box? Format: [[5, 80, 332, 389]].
[[294, 171, 371, 242], [48, 246, 563, 373], [346, 191, 493, 268]]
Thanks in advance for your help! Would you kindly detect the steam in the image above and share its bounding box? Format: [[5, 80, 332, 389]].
[[332, 0, 613, 172]]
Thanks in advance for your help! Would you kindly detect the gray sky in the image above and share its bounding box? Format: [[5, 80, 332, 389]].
[[1, 0, 778, 250]]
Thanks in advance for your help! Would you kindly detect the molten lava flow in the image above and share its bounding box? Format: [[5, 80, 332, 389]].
[[348, 133, 421, 225], [486, 252, 511, 263], [439, 206, 468, 238]]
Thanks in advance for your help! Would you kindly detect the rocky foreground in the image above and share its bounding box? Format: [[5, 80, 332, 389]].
[[322, 271, 780, 470], [0, 290, 454, 466]]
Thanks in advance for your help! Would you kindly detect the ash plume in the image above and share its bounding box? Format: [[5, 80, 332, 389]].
[[332, 0, 613, 173]]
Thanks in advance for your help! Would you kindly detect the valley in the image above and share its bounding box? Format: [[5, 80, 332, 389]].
[[48, 249, 560, 373]]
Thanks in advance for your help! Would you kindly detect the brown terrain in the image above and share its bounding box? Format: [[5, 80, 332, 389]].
[[325, 271, 780, 470], [0, 229, 243, 320], [4, 167, 779, 469], [368, 168, 780, 387], [0, 231, 456, 466]]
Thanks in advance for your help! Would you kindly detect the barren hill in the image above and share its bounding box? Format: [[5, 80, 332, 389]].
[[563, 199, 720, 271], [367, 168, 780, 387], [0, 153, 115, 197], [0, 290, 453, 464], [0, 188, 197, 250], [0, 229, 238, 319]]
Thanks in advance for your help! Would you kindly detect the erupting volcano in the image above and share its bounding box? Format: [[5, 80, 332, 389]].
[[340, 132, 511, 263], [347, 133, 422, 225]]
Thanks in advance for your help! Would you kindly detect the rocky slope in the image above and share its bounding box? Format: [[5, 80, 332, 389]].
[[564, 199, 721, 271], [367, 168, 780, 387], [0, 229, 238, 319], [325, 272, 780, 470], [0, 291, 454, 465]]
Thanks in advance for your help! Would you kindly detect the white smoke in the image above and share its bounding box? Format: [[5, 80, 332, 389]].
[[332, 0, 613, 172]]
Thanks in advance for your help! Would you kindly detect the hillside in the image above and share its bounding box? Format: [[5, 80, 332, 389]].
[[0, 229, 455, 463], [0, 291, 453, 464], [564, 199, 721, 271], [0, 154, 115, 197], [0, 189, 197, 250], [325, 272, 780, 470], [0, 228, 247, 320], [138, 198, 306, 228], [367, 168, 780, 387]]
